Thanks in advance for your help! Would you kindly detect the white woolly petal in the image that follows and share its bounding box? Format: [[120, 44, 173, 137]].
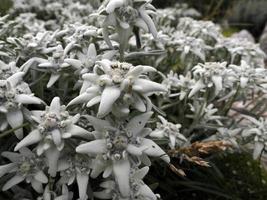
[[64, 41, 75, 57], [140, 138, 170, 163], [102, 23, 114, 49], [126, 144, 143, 156], [126, 112, 153, 137], [188, 79, 205, 98], [135, 17, 149, 32], [38, 62, 55, 68], [132, 94, 146, 112], [112, 159, 130, 197], [45, 146, 60, 177], [49, 97, 61, 116], [51, 129, 62, 147], [15, 94, 42, 105], [76, 139, 107, 155], [6, 109, 23, 139], [0, 163, 17, 178], [77, 172, 89, 200], [240, 76, 249, 88], [139, 128, 152, 138], [169, 134, 176, 149], [7, 72, 24, 87], [64, 59, 82, 69], [14, 129, 42, 151], [90, 156, 107, 178], [68, 92, 95, 106], [211, 76, 223, 96], [1, 152, 21, 162], [34, 171, 48, 183], [47, 73, 60, 88], [139, 184, 157, 200], [68, 175, 75, 185], [57, 160, 70, 171], [253, 142, 264, 160], [82, 73, 99, 81], [0, 106, 8, 113], [88, 43, 97, 58], [67, 125, 91, 139], [102, 50, 117, 60], [103, 165, 113, 178], [98, 86, 121, 118], [126, 65, 144, 78], [43, 185, 51, 200], [71, 113, 80, 124], [133, 79, 167, 94], [19, 147, 35, 157], [150, 130, 165, 138], [133, 166, 149, 179], [2, 174, 24, 191], [95, 60, 112, 74], [31, 111, 44, 122], [84, 115, 111, 131], [139, 8, 157, 39], [106, 0, 124, 13], [86, 96, 101, 107], [112, 103, 129, 117], [31, 179, 43, 193]]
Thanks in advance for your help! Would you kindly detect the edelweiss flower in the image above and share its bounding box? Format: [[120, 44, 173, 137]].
[[0, 72, 42, 139], [94, 166, 158, 200], [76, 112, 170, 197], [189, 62, 229, 98], [14, 97, 91, 176], [216, 37, 266, 68], [0, 61, 19, 79], [7, 31, 51, 60], [150, 116, 185, 149], [0, 148, 48, 193], [171, 31, 211, 62], [187, 102, 222, 125], [61, 24, 98, 48], [100, 0, 158, 49], [160, 71, 195, 100], [178, 17, 222, 45], [68, 60, 166, 118], [229, 60, 267, 89], [176, 73, 195, 100], [242, 116, 267, 159], [65, 43, 117, 75], [161, 71, 180, 98], [58, 153, 91, 200], [37, 45, 71, 88], [77, 112, 170, 163]]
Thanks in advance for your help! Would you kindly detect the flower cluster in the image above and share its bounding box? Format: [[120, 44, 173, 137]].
[[0, 71, 41, 138], [69, 60, 166, 118], [1, 0, 267, 199]]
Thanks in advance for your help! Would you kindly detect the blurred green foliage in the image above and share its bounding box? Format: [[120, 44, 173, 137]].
[[153, 0, 267, 39], [0, 0, 12, 15], [148, 153, 267, 200]]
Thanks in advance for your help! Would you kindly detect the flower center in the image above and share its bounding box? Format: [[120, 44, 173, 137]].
[[116, 6, 138, 24]]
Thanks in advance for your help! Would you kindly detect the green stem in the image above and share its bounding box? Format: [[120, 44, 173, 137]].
[[161, 101, 180, 110], [221, 85, 240, 116], [0, 123, 29, 138]]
